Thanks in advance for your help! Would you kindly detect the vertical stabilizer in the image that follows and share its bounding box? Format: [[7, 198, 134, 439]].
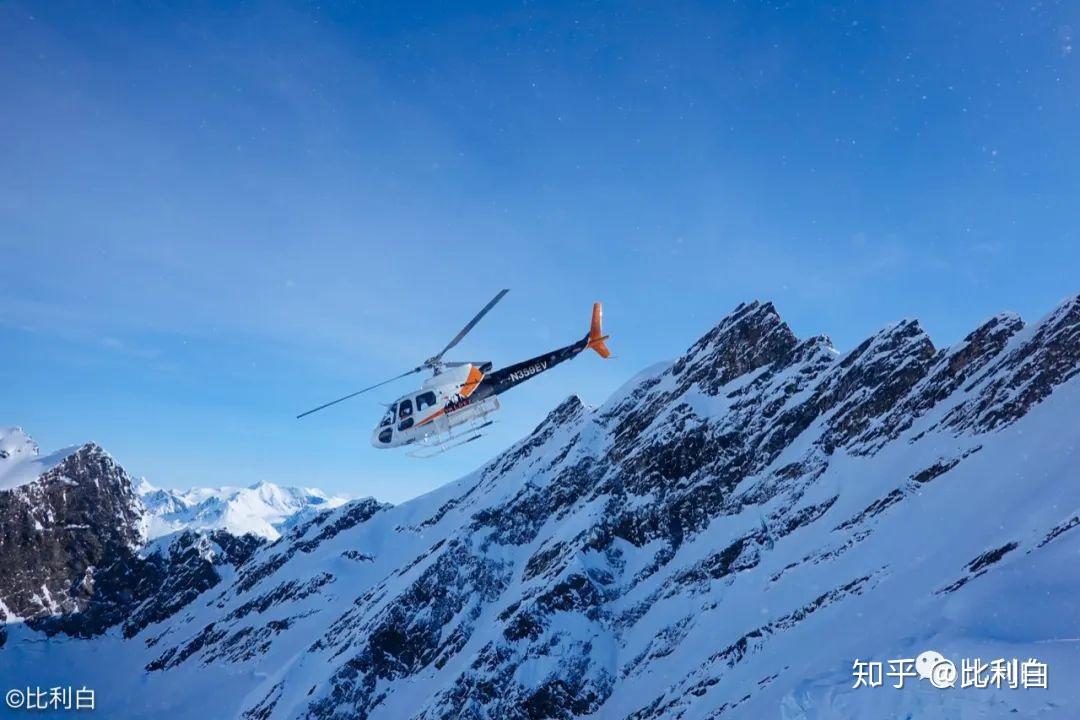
[[587, 302, 612, 358]]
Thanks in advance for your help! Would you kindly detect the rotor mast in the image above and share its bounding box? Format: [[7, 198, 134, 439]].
[[296, 289, 509, 418], [423, 288, 509, 376]]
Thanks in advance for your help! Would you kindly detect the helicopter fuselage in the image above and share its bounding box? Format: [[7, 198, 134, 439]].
[[371, 334, 590, 449], [297, 292, 609, 455]]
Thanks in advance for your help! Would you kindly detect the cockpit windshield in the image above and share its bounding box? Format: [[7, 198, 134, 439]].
[[379, 404, 396, 428]]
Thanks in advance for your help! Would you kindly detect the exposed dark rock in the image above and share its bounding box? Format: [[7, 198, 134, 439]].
[[4, 294, 1078, 720], [938, 541, 1020, 594], [0, 443, 144, 620], [30, 530, 263, 639], [1037, 516, 1080, 548], [304, 542, 513, 719], [944, 295, 1080, 433]]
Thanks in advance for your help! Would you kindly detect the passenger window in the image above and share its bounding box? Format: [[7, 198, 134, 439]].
[[398, 398, 413, 420], [416, 391, 437, 412], [399, 417, 414, 431]]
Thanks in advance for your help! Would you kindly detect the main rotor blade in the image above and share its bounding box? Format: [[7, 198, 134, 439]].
[[432, 289, 509, 363], [296, 367, 423, 419]]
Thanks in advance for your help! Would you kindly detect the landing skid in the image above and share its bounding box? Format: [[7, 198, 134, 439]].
[[408, 420, 495, 458]]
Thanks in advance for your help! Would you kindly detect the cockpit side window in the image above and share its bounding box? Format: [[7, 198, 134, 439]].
[[416, 391, 437, 412], [397, 398, 414, 432]]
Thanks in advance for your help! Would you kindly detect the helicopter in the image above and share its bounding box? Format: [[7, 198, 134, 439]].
[[296, 290, 611, 457]]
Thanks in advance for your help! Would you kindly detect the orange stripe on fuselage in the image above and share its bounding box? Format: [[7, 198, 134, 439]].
[[416, 366, 485, 427], [417, 408, 445, 426], [461, 366, 484, 398]]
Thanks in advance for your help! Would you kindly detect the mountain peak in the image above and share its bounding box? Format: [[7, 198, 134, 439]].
[[939, 290, 1080, 434], [0, 428, 82, 492], [1035, 291, 1080, 341], [838, 317, 934, 368], [543, 394, 587, 426], [0, 437, 145, 621], [672, 300, 799, 393], [0, 426, 39, 460]]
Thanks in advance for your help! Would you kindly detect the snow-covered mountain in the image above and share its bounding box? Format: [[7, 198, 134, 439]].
[[137, 479, 349, 540], [2, 295, 1079, 719], [0, 429, 344, 625], [0, 439, 147, 622], [0, 426, 80, 491]]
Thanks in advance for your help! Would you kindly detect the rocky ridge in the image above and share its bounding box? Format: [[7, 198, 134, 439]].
[[2, 295, 1079, 719]]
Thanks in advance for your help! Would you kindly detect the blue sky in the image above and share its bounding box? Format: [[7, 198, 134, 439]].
[[3, 1, 1078, 503]]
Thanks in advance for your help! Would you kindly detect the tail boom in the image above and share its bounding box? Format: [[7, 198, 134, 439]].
[[470, 301, 612, 400]]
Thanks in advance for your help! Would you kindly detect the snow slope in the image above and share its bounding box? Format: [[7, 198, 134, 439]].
[[0, 426, 78, 491], [2, 295, 1079, 719]]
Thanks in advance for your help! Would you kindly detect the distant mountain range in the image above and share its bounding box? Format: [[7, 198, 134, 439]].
[[1, 293, 1078, 719], [137, 479, 349, 540], [0, 426, 349, 543]]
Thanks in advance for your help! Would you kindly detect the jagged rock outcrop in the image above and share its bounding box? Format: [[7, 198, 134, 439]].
[[0, 443, 145, 621], [0, 439, 266, 646], [29, 530, 264, 639]]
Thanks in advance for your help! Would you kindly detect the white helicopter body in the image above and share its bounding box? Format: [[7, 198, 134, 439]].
[[298, 290, 610, 457]]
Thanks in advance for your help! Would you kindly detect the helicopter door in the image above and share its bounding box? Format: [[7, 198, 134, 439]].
[[398, 398, 414, 431]]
